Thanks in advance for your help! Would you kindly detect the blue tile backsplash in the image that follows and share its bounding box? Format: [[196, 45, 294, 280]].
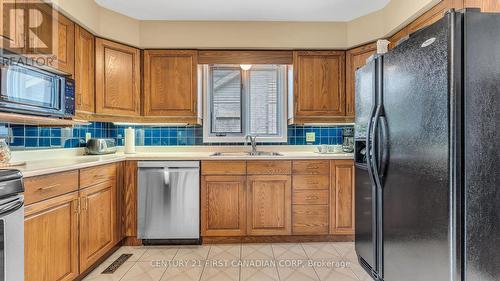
[[0, 122, 353, 150]]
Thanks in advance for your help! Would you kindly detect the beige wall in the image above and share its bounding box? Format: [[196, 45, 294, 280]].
[[50, 0, 438, 49], [347, 0, 441, 47], [50, 0, 141, 46], [139, 21, 347, 49]]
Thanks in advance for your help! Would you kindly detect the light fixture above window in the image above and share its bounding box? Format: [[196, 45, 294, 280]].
[[240, 64, 252, 71]]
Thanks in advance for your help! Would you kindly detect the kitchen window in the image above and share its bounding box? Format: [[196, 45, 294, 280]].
[[202, 64, 288, 143]]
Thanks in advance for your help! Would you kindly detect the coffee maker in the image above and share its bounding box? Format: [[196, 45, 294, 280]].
[[342, 127, 354, 153]]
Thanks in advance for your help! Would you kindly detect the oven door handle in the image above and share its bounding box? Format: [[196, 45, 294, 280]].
[[0, 196, 23, 216]]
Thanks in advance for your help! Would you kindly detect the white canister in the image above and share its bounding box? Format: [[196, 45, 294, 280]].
[[124, 127, 136, 154]]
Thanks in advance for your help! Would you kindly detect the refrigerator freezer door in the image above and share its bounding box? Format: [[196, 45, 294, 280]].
[[355, 58, 377, 140], [354, 58, 378, 275], [355, 163, 377, 274], [463, 11, 500, 281], [382, 16, 452, 281]]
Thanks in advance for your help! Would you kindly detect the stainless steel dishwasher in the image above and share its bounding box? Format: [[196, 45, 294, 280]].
[[137, 161, 200, 243]]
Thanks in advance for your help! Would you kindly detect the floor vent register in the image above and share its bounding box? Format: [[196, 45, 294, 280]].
[[101, 254, 133, 274]]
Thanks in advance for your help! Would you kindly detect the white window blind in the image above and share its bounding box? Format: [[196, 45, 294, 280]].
[[203, 64, 288, 143]]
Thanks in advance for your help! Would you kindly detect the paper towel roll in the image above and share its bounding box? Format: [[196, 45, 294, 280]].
[[124, 127, 135, 154]]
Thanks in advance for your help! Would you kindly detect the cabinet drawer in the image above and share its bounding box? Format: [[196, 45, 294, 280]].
[[293, 205, 329, 235], [80, 163, 116, 188], [201, 161, 246, 175], [24, 170, 79, 205], [293, 190, 329, 205], [292, 160, 329, 175], [293, 175, 329, 190], [247, 161, 291, 175]]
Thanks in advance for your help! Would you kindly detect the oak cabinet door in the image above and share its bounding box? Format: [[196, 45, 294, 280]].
[[465, 0, 500, 11], [52, 10, 75, 75], [24, 192, 79, 281], [330, 160, 355, 235], [143, 50, 198, 120], [79, 180, 117, 272], [201, 175, 246, 236], [293, 51, 346, 122], [16, 1, 75, 74], [345, 43, 377, 118], [247, 175, 291, 236], [0, 0, 25, 53], [95, 38, 140, 116], [407, 0, 463, 34], [75, 25, 95, 113]]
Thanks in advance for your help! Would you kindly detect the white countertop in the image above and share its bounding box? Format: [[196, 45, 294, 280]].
[[8, 146, 354, 178]]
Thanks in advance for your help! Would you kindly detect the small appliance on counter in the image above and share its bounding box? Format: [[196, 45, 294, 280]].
[[0, 169, 24, 281], [342, 127, 354, 153], [85, 138, 117, 155]]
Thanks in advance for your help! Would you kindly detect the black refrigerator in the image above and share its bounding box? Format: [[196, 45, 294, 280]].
[[354, 8, 500, 281]]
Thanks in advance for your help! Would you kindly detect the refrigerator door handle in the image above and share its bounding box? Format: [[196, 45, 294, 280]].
[[371, 106, 383, 188], [366, 109, 377, 188], [378, 116, 389, 180]]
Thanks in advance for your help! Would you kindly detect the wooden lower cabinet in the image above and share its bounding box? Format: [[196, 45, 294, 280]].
[[201, 160, 353, 239], [24, 192, 79, 281], [201, 176, 246, 236], [330, 160, 355, 235], [293, 205, 329, 235], [79, 180, 117, 271], [247, 175, 292, 236]]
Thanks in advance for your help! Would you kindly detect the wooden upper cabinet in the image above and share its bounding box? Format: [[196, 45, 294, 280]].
[[24, 192, 79, 281], [389, 27, 410, 49], [12, 1, 74, 74], [247, 175, 291, 236], [52, 10, 75, 75], [407, 0, 463, 34], [345, 43, 377, 118], [75, 25, 95, 113], [201, 175, 246, 236], [79, 180, 117, 272], [330, 160, 355, 235], [390, 0, 463, 49], [465, 0, 500, 11], [143, 50, 198, 121], [95, 38, 140, 116], [0, 0, 24, 53], [293, 51, 346, 123]]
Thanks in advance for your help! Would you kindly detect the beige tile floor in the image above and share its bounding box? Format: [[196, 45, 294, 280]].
[[83, 242, 373, 281]]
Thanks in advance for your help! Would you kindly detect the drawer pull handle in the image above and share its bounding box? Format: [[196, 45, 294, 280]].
[[306, 195, 319, 200], [38, 184, 60, 191]]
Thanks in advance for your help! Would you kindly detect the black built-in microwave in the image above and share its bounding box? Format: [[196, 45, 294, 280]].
[[0, 59, 75, 118]]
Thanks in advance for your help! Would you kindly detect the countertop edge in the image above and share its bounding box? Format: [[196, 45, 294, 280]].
[[17, 153, 354, 178]]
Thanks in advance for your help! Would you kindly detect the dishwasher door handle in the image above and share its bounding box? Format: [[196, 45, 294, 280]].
[[163, 167, 199, 186]]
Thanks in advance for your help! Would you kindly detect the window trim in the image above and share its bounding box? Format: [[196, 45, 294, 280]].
[[202, 64, 288, 143]]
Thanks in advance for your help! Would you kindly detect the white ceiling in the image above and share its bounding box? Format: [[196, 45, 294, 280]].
[[94, 0, 390, 22]]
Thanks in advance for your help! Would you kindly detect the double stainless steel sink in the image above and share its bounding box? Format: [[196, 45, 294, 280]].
[[210, 151, 283, 157], [210, 136, 284, 157]]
